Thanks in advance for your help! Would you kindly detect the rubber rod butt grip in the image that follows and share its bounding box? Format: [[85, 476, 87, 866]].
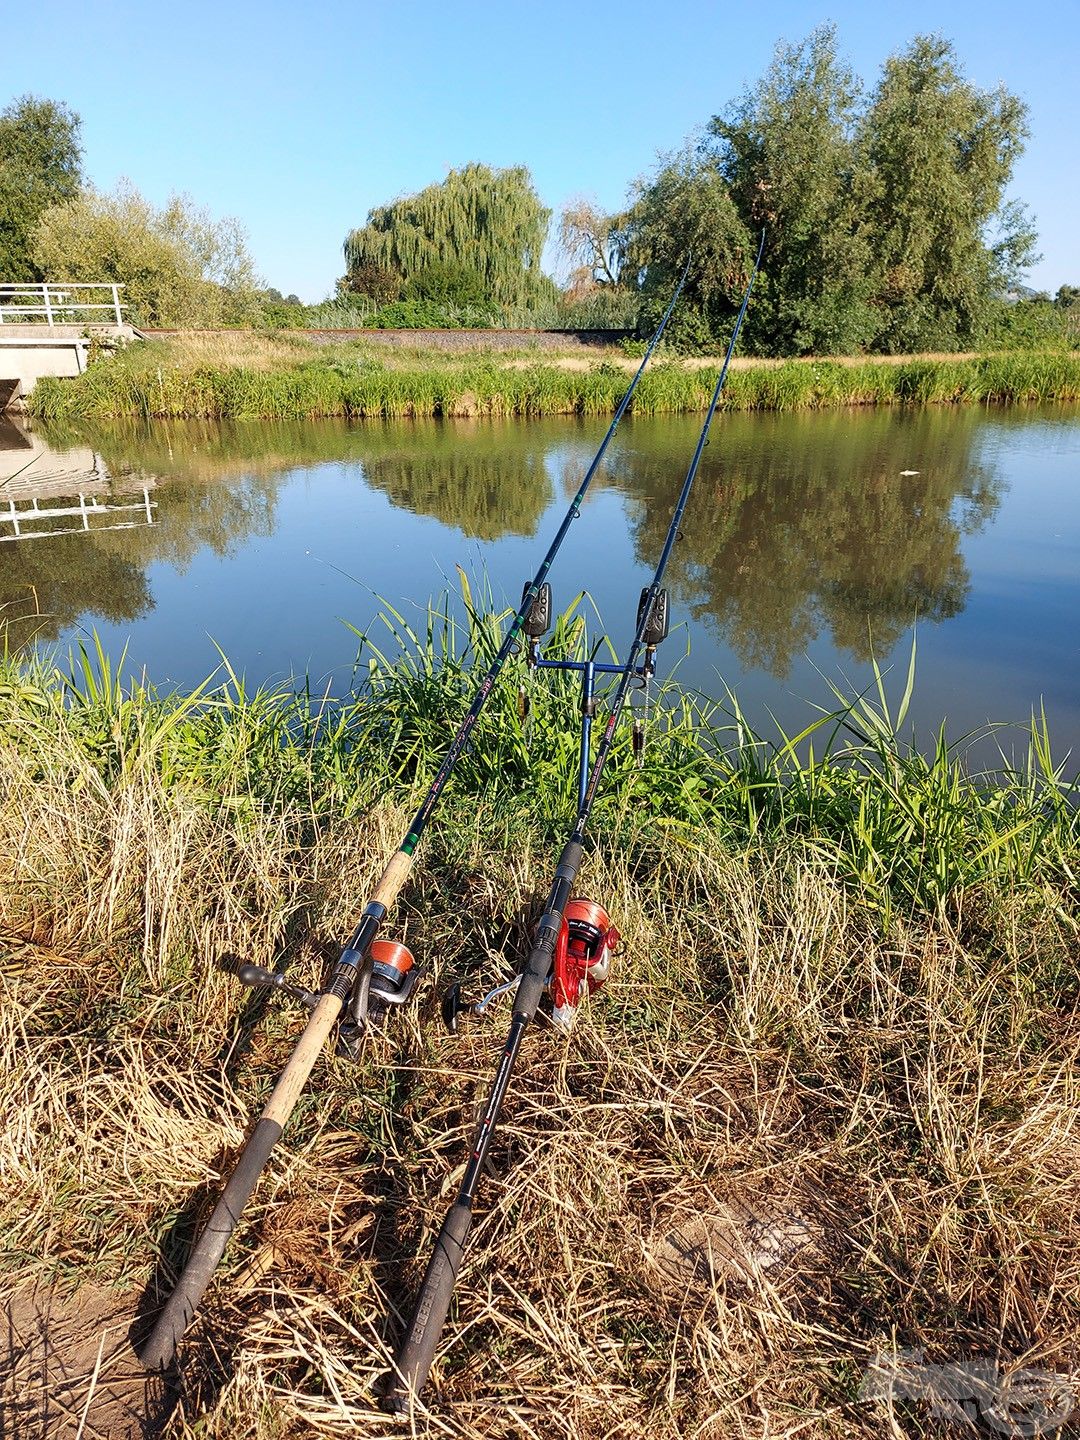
[[384, 1201, 473, 1411], [138, 1117, 282, 1369]]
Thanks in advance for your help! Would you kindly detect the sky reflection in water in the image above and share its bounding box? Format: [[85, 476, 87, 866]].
[[1, 405, 1077, 761]]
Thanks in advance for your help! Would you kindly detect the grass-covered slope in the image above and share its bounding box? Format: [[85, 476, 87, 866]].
[[28, 333, 1080, 421], [0, 605, 1077, 1437]]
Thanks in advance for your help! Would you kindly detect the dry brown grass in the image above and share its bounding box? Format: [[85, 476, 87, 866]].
[[149, 332, 1005, 378], [146, 332, 616, 374], [1, 707, 1077, 1438]]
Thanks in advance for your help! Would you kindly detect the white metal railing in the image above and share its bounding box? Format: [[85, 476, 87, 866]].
[[0, 282, 126, 326], [0, 488, 155, 542]]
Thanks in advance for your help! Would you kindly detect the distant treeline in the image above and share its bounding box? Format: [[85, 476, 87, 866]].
[[4, 27, 1079, 351]]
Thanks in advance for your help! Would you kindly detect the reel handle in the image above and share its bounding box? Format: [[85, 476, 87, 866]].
[[237, 963, 284, 988], [236, 964, 319, 1012]]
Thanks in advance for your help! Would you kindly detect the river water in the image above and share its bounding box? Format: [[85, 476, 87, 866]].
[[2, 405, 1078, 761]]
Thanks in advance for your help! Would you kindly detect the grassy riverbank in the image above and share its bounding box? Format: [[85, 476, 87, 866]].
[[28, 332, 1080, 421], [1, 608, 1078, 1437]]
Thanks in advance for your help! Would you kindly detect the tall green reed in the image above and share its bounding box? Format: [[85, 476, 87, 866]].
[[30, 351, 1080, 422], [2, 599, 1075, 922]]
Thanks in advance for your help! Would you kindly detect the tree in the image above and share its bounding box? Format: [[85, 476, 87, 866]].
[[859, 35, 1036, 352], [707, 25, 876, 354], [342, 163, 550, 314], [618, 29, 1038, 356], [622, 27, 874, 354], [624, 149, 753, 350], [32, 181, 260, 327], [0, 95, 83, 280], [558, 197, 629, 289], [338, 261, 401, 304], [403, 260, 489, 310]]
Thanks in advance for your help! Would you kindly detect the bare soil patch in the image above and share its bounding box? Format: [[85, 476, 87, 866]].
[[0, 1283, 171, 1439]]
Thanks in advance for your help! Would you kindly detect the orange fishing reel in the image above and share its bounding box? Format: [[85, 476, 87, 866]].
[[368, 939, 422, 1007], [333, 936, 423, 1058]]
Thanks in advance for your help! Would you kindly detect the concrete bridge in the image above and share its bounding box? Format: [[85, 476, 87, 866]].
[[0, 284, 140, 410]]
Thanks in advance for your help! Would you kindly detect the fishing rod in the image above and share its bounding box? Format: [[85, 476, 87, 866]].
[[138, 260, 690, 1372], [385, 233, 764, 1412]]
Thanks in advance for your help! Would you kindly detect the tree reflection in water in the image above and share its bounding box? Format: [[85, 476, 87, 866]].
[[610, 406, 1001, 676], [0, 408, 1006, 682]]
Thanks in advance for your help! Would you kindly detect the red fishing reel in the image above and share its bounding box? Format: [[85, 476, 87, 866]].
[[440, 898, 619, 1034], [550, 897, 619, 1030]]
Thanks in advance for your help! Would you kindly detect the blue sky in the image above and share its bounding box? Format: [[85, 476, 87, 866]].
[[12, 0, 1078, 302]]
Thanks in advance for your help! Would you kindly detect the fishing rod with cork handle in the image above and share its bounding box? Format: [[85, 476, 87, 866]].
[[138, 260, 691, 1371]]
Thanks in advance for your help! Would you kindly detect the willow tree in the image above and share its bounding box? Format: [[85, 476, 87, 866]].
[[859, 35, 1035, 352], [342, 164, 551, 314]]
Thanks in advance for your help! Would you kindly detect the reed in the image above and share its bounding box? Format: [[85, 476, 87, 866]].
[[29, 343, 1080, 422], [1, 603, 1077, 1438]]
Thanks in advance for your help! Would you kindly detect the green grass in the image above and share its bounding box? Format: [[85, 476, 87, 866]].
[[1, 598, 1077, 1438], [28, 340, 1080, 421]]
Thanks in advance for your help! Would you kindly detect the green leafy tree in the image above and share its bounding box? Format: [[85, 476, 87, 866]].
[[707, 25, 876, 354], [31, 181, 260, 327], [338, 261, 401, 305], [342, 163, 550, 314], [0, 95, 83, 280], [859, 35, 1036, 352], [982, 296, 1067, 350], [620, 29, 1037, 357], [625, 149, 753, 351]]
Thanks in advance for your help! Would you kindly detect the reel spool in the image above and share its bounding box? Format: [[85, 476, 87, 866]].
[[550, 897, 620, 1030], [336, 937, 422, 1059], [369, 938, 421, 1007]]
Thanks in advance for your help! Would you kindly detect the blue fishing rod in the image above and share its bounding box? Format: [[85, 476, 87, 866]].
[[386, 233, 764, 1411], [139, 260, 690, 1372]]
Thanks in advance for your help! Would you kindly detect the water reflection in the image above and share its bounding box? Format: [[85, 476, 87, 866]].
[[0, 407, 1074, 754], [360, 426, 552, 539], [0, 418, 277, 648], [609, 408, 1001, 675], [36, 417, 554, 541]]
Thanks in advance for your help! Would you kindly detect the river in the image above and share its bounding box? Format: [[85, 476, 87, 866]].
[[2, 404, 1078, 762]]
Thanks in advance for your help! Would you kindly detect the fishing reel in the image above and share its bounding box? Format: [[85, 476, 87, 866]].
[[336, 938, 423, 1058], [234, 938, 423, 1060], [550, 897, 620, 1030], [441, 898, 619, 1035]]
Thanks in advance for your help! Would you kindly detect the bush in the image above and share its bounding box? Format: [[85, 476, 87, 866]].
[[32, 181, 259, 329], [369, 298, 497, 330], [404, 260, 488, 310], [982, 297, 1070, 351]]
